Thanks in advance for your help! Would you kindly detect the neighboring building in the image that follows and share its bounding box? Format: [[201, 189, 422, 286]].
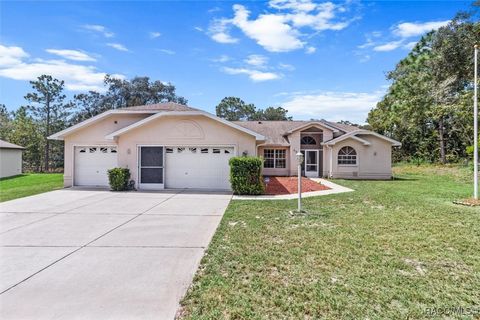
[[0, 139, 25, 178], [49, 103, 401, 190]]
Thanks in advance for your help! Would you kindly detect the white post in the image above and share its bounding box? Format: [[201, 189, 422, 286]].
[[296, 152, 303, 212], [474, 45, 478, 199]]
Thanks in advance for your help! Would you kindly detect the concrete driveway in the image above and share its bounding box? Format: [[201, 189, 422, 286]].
[[0, 188, 231, 320]]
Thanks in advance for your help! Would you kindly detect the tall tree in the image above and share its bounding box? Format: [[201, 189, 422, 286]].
[[0, 104, 12, 140], [253, 106, 292, 121], [25, 75, 71, 171], [216, 97, 256, 121]]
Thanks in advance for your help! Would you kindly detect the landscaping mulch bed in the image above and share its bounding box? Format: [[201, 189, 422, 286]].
[[453, 198, 480, 206], [264, 176, 330, 195]]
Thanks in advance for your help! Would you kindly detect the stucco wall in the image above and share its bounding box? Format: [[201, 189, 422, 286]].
[[63, 113, 149, 187], [0, 149, 22, 178], [116, 115, 257, 186], [258, 146, 290, 176], [328, 135, 393, 179]]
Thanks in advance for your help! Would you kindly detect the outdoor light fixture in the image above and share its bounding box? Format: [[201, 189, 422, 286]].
[[296, 152, 304, 212]]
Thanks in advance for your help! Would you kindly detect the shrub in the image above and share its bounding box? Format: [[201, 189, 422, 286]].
[[229, 157, 264, 195], [107, 168, 131, 191]]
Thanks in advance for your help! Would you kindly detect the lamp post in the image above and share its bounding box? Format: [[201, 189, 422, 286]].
[[474, 44, 478, 199], [296, 152, 304, 212]]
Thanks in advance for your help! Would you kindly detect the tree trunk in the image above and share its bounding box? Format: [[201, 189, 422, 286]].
[[45, 94, 50, 172], [438, 118, 446, 164]]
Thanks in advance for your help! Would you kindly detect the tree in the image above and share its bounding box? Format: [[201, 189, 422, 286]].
[[71, 91, 110, 124], [25, 75, 71, 171], [216, 97, 256, 121], [253, 106, 292, 121], [0, 104, 12, 140]]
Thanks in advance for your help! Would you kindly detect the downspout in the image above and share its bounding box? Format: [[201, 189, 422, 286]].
[[328, 145, 333, 178]]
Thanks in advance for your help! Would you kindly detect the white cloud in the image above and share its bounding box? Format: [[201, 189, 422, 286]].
[[212, 55, 231, 63], [208, 1, 354, 52], [149, 31, 161, 38], [82, 24, 114, 38], [278, 63, 295, 71], [222, 67, 281, 82], [280, 90, 384, 123], [156, 49, 175, 55], [244, 54, 268, 67], [0, 44, 123, 92], [45, 49, 96, 62], [107, 43, 129, 52], [305, 46, 316, 54], [403, 41, 417, 50], [0, 45, 29, 66], [393, 20, 450, 38], [373, 40, 403, 52], [194, 26, 204, 32], [209, 18, 239, 44]]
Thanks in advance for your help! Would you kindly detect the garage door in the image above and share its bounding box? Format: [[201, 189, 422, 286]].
[[165, 146, 234, 190], [74, 146, 118, 186]]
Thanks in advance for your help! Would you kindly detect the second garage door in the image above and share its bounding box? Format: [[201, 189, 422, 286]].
[[74, 146, 118, 186], [165, 146, 234, 190]]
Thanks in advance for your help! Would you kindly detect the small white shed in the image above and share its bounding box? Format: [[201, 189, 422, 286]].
[[0, 139, 25, 178]]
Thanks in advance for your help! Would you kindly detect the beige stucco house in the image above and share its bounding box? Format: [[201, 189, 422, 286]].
[[0, 139, 24, 178], [49, 102, 401, 190]]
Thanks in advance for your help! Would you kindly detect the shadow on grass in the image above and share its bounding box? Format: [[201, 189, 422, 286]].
[[0, 174, 28, 182]]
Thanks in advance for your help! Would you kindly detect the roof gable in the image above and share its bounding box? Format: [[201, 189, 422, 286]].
[[323, 130, 401, 147]]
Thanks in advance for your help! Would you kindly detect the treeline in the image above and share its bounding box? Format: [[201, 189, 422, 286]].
[[368, 9, 480, 163], [0, 75, 187, 172]]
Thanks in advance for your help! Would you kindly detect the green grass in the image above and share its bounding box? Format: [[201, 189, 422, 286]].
[[179, 164, 480, 319], [0, 173, 63, 202]]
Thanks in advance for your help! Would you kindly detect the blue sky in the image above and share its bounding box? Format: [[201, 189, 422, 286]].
[[0, 0, 469, 123]]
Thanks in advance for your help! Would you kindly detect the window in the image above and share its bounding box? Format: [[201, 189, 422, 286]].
[[212, 148, 221, 154], [110, 147, 117, 153], [301, 136, 317, 145], [189, 147, 197, 153], [177, 147, 185, 153], [264, 149, 286, 169], [338, 146, 357, 165], [89, 147, 97, 153], [166, 148, 173, 153], [100, 147, 108, 153], [224, 149, 230, 154], [201, 148, 209, 154], [79, 148, 86, 153]]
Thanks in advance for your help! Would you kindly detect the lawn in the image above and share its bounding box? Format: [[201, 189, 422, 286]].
[[0, 173, 63, 202], [179, 165, 480, 319]]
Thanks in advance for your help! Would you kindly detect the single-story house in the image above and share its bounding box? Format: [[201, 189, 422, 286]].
[[49, 102, 401, 190], [0, 139, 25, 178]]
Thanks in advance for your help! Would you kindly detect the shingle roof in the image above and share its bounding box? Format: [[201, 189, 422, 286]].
[[0, 139, 25, 149], [233, 120, 359, 146], [119, 102, 200, 112]]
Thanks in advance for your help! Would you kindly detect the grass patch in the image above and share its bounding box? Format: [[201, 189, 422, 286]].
[[0, 173, 63, 202], [179, 164, 480, 319]]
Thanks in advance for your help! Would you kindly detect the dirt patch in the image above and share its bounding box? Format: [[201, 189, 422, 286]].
[[265, 176, 330, 195], [453, 198, 480, 207]]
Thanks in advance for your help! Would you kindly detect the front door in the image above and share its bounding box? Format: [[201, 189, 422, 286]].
[[302, 150, 319, 177], [138, 146, 164, 190]]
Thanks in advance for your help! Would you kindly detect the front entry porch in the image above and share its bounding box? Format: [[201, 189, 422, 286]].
[[301, 149, 323, 178]]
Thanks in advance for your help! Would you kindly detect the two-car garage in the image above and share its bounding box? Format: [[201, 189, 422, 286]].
[[74, 145, 234, 190]]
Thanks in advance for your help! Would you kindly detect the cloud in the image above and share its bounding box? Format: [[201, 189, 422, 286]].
[[45, 49, 96, 62], [212, 55, 231, 63], [156, 49, 175, 55], [149, 31, 161, 38], [305, 46, 316, 54], [373, 40, 403, 52], [0, 44, 123, 92], [278, 63, 295, 71], [393, 20, 450, 38], [194, 26, 204, 32], [107, 43, 129, 52], [222, 67, 281, 82], [82, 24, 114, 38], [244, 54, 268, 67], [208, 1, 355, 52], [280, 90, 384, 123], [403, 41, 417, 50]]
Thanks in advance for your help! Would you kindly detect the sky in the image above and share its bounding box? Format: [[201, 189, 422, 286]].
[[0, 0, 470, 124]]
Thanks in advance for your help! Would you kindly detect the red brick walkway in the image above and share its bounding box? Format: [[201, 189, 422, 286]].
[[265, 176, 330, 195]]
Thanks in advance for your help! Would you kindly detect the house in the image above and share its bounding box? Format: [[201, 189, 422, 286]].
[[0, 139, 25, 178], [49, 102, 401, 190]]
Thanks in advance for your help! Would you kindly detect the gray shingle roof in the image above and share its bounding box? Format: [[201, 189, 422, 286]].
[[0, 139, 25, 149], [233, 120, 358, 146], [119, 102, 200, 112]]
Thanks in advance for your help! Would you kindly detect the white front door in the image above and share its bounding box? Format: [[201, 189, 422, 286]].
[[165, 146, 234, 190], [74, 146, 118, 186], [303, 150, 319, 177], [138, 146, 165, 190]]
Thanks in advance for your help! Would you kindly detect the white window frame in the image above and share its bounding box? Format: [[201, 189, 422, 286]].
[[263, 149, 287, 169], [337, 146, 357, 166]]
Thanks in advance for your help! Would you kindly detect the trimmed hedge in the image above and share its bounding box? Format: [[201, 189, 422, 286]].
[[107, 168, 131, 191], [229, 156, 265, 195]]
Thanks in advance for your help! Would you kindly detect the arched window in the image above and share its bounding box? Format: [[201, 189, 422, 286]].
[[301, 136, 317, 145], [338, 146, 357, 165]]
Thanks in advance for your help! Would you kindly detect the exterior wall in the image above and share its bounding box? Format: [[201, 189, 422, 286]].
[[116, 115, 257, 187], [328, 135, 393, 179], [63, 113, 149, 187], [0, 149, 22, 178], [258, 146, 290, 176]]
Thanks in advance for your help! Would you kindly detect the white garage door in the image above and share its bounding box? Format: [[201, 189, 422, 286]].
[[74, 146, 118, 186], [165, 146, 234, 190]]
